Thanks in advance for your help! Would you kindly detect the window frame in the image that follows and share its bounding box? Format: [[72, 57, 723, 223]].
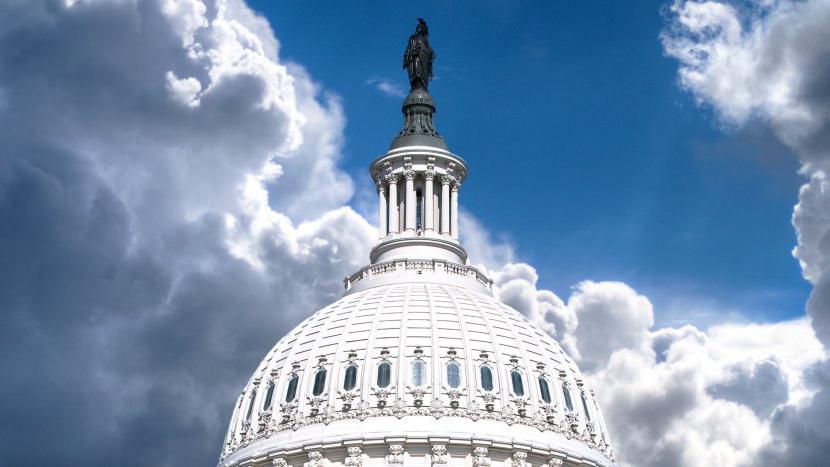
[[261, 380, 275, 411], [411, 358, 428, 388], [446, 360, 462, 389], [284, 373, 300, 403], [311, 368, 328, 397], [376, 360, 393, 389], [479, 364, 495, 392], [538, 376, 553, 404], [509, 368, 525, 397], [562, 382, 575, 413], [343, 363, 359, 392]]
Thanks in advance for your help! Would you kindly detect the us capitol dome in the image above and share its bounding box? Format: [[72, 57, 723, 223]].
[[220, 19, 615, 467]]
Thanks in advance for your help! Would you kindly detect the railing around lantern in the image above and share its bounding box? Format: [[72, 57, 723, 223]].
[[344, 259, 492, 291]]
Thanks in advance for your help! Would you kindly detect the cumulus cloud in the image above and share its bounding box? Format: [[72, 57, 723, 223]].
[[0, 0, 373, 465], [662, 0, 830, 464]]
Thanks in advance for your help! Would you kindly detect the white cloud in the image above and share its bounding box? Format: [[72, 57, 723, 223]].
[[660, 1, 830, 465], [365, 76, 407, 98]]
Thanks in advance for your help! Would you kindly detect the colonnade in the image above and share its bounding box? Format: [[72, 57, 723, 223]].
[[376, 171, 460, 239]]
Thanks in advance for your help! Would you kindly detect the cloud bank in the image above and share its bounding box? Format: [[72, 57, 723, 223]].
[[0, 1, 828, 467]]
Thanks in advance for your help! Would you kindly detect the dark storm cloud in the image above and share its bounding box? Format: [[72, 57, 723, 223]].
[[0, 0, 372, 465]]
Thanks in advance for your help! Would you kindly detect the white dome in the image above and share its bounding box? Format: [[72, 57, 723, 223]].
[[220, 265, 614, 467]]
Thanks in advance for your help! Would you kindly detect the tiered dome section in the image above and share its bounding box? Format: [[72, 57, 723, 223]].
[[220, 280, 614, 467], [219, 19, 615, 467]]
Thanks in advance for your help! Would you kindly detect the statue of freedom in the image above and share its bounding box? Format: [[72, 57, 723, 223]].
[[403, 18, 434, 91]]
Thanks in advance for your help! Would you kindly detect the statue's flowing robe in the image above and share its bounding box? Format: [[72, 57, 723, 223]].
[[404, 34, 433, 90]]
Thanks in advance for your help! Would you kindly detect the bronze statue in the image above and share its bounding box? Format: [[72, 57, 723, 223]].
[[403, 18, 434, 91]]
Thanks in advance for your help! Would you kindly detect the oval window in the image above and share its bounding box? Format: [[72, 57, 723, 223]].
[[343, 364, 358, 391], [480, 365, 494, 391], [563, 383, 574, 412], [581, 392, 592, 421], [262, 381, 275, 411], [447, 361, 461, 388], [312, 368, 327, 396], [412, 359, 427, 387], [377, 361, 391, 388], [245, 390, 256, 421], [510, 370, 525, 396], [538, 377, 552, 404], [284, 374, 299, 403]]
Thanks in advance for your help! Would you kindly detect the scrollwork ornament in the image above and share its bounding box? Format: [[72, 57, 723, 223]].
[[548, 458, 564, 467], [431, 444, 448, 464], [272, 458, 288, 467], [304, 451, 323, 467], [472, 447, 491, 467], [386, 444, 405, 464], [392, 398, 408, 418], [511, 451, 528, 467], [430, 397, 445, 418], [345, 447, 362, 467]]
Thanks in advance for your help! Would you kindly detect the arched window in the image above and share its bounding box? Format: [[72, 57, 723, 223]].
[[343, 364, 358, 391], [510, 370, 525, 396], [563, 383, 574, 412], [446, 361, 461, 388], [245, 389, 257, 421], [262, 381, 275, 411], [377, 361, 391, 388], [480, 365, 494, 391], [284, 374, 299, 403], [411, 359, 427, 387], [581, 391, 593, 421], [312, 368, 327, 396], [538, 377, 552, 404]]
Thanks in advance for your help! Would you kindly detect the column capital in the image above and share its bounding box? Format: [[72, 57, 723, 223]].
[[385, 173, 399, 184], [440, 174, 454, 185], [375, 178, 385, 193], [451, 181, 461, 192], [403, 169, 416, 181], [424, 169, 436, 181]]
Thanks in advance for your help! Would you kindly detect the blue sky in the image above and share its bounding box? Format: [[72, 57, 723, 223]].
[[251, 0, 808, 326]]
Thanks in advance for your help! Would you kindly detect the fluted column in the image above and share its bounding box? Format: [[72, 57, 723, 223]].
[[451, 181, 460, 239], [387, 174, 399, 234], [404, 170, 416, 232], [376, 179, 387, 238], [424, 171, 435, 232], [440, 175, 451, 235]]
